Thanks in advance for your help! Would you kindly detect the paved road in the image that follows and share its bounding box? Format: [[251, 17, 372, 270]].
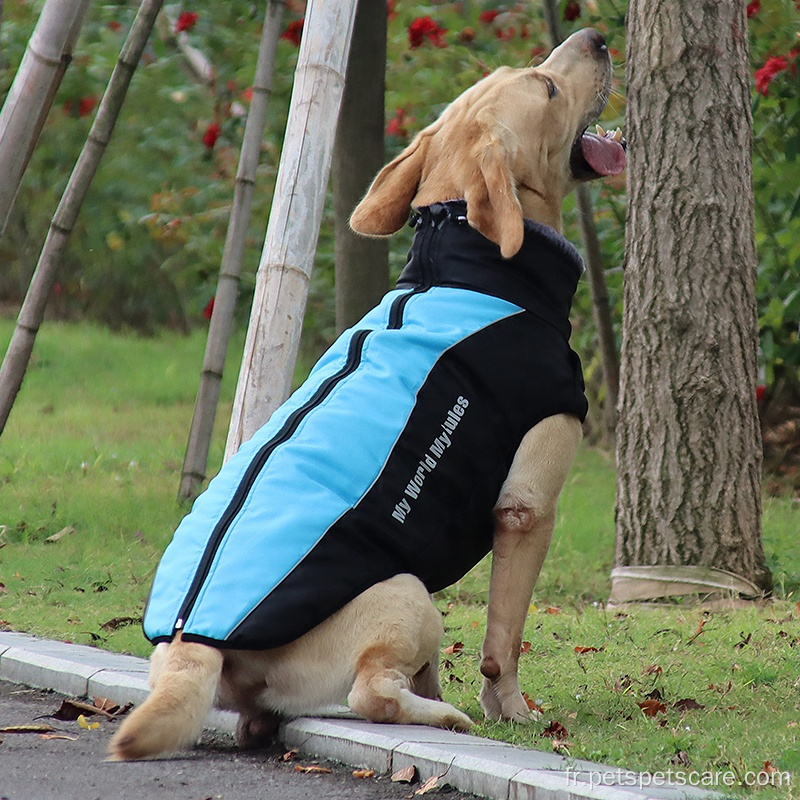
[[0, 681, 476, 800]]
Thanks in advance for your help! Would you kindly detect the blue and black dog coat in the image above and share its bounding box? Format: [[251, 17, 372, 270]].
[[144, 201, 588, 651]]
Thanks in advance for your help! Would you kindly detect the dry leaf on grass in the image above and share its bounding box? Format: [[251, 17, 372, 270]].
[[574, 645, 603, 654], [441, 641, 463, 655], [390, 764, 418, 783], [520, 641, 531, 654], [99, 616, 141, 632], [638, 699, 668, 717]]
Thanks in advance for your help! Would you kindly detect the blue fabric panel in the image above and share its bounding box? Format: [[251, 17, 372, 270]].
[[143, 286, 523, 644]]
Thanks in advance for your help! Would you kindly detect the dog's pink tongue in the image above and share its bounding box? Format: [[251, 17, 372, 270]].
[[581, 133, 626, 176]]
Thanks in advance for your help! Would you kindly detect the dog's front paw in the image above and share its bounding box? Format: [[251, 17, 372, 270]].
[[479, 677, 538, 723]]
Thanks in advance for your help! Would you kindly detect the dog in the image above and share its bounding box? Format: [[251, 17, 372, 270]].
[[109, 27, 624, 761]]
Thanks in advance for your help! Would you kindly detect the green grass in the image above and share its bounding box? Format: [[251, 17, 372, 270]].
[[1, 319, 798, 797]]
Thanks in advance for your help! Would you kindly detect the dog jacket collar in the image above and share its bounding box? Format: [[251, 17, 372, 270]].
[[143, 202, 588, 650]]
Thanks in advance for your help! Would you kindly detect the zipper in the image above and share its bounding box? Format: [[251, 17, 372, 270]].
[[173, 327, 372, 634]]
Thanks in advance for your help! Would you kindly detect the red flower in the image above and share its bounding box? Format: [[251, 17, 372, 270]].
[[755, 55, 789, 95], [408, 16, 447, 49], [242, 87, 254, 103], [479, 10, 500, 24], [202, 122, 221, 149], [564, 1, 581, 21], [203, 296, 215, 320], [496, 27, 516, 41], [386, 108, 409, 138], [387, 0, 397, 20], [281, 19, 304, 47], [746, 1, 760, 17], [78, 96, 97, 117], [175, 11, 198, 34], [107, 20, 122, 32], [756, 385, 767, 403]]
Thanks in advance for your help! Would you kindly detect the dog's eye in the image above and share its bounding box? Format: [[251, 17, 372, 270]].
[[544, 77, 558, 99]]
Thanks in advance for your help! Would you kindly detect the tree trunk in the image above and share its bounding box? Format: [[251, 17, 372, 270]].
[[332, 0, 388, 333], [178, 0, 284, 502], [224, 0, 358, 460], [612, 0, 772, 601]]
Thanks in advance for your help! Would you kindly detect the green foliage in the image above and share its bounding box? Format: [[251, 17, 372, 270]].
[[0, 0, 797, 388]]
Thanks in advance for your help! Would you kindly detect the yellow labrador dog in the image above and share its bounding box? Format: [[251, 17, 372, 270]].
[[110, 27, 624, 761]]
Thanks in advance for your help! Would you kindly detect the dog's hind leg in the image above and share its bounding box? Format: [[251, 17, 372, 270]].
[[345, 575, 471, 731], [108, 634, 223, 760], [348, 646, 472, 731], [480, 414, 581, 722]]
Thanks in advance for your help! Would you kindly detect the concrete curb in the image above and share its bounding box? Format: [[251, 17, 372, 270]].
[[0, 631, 721, 800]]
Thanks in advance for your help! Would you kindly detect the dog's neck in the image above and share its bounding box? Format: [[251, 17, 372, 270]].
[[517, 185, 567, 233]]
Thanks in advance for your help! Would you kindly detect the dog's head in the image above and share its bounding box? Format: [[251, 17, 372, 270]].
[[350, 28, 625, 258]]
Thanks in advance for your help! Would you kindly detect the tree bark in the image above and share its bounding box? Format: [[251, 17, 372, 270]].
[[612, 0, 772, 600], [332, 0, 388, 333]]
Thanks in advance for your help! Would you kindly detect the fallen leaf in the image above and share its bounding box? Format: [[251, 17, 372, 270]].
[[643, 664, 662, 676], [522, 693, 544, 714], [99, 616, 141, 632], [352, 769, 375, 779], [574, 645, 602, 654], [294, 764, 332, 774], [541, 720, 569, 739], [734, 632, 752, 650], [280, 748, 299, 762], [0, 724, 57, 734], [686, 617, 708, 644], [0, 583, 6, 593], [638, 699, 667, 717], [673, 698, 705, 712], [415, 774, 446, 795], [671, 750, 692, 767], [39, 732, 79, 741], [391, 764, 418, 783], [441, 642, 463, 655], [614, 675, 633, 693], [520, 641, 531, 654], [545, 606, 561, 615], [45, 526, 75, 544], [77, 714, 100, 730]]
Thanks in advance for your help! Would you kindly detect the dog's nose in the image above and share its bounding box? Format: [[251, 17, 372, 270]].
[[582, 28, 607, 53]]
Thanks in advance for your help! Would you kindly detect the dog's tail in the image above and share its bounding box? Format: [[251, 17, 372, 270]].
[[107, 634, 223, 761]]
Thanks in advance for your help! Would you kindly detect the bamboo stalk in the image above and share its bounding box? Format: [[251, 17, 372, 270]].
[[178, 0, 285, 502], [0, 0, 90, 232], [0, 0, 165, 438], [544, 0, 620, 439], [224, 0, 359, 460]]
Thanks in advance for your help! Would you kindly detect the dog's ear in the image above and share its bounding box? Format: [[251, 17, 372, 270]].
[[464, 112, 524, 259], [349, 129, 434, 236]]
